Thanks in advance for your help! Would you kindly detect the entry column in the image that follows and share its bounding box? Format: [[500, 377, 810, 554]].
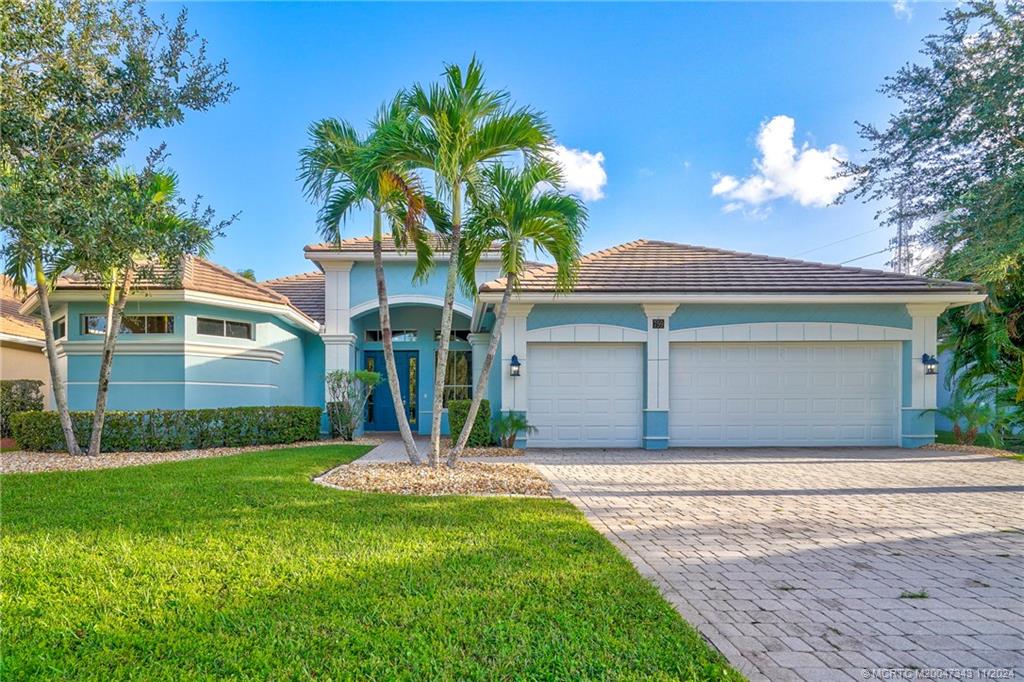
[[642, 304, 678, 450]]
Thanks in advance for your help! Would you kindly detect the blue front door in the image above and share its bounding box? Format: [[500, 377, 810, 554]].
[[363, 350, 418, 432]]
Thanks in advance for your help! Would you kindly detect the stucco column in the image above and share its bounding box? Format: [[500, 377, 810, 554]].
[[499, 304, 532, 447], [321, 261, 354, 433], [642, 304, 678, 450], [902, 303, 946, 448]]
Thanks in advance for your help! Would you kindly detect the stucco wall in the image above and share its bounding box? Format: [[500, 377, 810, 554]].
[[0, 341, 50, 405]]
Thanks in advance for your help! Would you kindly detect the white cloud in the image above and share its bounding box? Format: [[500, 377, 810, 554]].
[[711, 115, 852, 213], [547, 144, 607, 201], [893, 0, 912, 19]]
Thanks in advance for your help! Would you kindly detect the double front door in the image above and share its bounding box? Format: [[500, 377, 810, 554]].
[[363, 350, 418, 432]]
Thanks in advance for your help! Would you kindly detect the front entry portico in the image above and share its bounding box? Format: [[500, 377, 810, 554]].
[[362, 350, 418, 432]]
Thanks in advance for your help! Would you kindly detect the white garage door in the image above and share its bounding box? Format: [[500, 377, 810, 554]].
[[528, 343, 643, 448], [669, 342, 900, 446]]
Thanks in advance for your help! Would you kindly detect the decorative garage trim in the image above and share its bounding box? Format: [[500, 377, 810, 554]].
[[525, 324, 648, 343], [669, 323, 912, 343]]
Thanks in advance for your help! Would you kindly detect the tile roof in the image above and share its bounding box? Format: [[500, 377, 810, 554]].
[[479, 239, 984, 295], [53, 257, 293, 307], [305, 233, 501, 254], [262, 271, 325, 323], [0, 277, 44, 341]]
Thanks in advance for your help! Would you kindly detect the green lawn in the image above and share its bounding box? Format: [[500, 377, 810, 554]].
[[2, 445, 740, 680]]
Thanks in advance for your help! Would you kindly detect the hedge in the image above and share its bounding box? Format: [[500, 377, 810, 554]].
[[447, 399, 492, 447], [1, 380, 44, 439], [10, 406, 322, 453]]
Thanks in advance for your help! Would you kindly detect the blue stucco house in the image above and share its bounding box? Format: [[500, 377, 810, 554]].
[[22, 236, 985, 449]]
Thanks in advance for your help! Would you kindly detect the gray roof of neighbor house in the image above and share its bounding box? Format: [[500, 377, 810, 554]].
[[479, 239, 985, 295], [0, 276, 44, 342], [262, 271, 325, 323]]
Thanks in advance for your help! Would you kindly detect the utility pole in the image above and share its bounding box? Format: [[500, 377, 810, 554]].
[[888, 193, 914, 274]]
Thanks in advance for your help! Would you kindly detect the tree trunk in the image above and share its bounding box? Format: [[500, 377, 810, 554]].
[[33, 257, 81, 456], [448, 276, 513, 466], [86, 267, 133, 456], [429, 184, 461, 468], [374, 211, 422, 465]]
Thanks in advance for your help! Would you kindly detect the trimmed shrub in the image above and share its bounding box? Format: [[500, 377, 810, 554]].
[[447, 399, 492, 447], [1, 380, 44, 438], [10, 406, 322, 453]]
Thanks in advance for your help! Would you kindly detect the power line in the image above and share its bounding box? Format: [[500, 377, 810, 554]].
[[794, 226, 885, 257], [839, 247, 893, 265]]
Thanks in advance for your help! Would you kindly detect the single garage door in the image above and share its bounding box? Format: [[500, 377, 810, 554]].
[[528, 343, 643, 448], [669, 342, 900, 446]]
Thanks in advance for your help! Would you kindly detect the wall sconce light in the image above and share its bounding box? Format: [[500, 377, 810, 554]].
[[509, 354, 522, 377], [921, 353, 938, 375]]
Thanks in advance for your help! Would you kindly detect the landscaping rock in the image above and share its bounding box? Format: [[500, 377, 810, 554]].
[[317, 462, 551, 497]]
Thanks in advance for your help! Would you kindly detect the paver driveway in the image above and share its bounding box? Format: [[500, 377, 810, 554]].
[[524, 447, 1024, 681]]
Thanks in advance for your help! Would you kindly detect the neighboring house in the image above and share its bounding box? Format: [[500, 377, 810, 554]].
[[21, 237, 985, 448], [0, 277, 49, 403]]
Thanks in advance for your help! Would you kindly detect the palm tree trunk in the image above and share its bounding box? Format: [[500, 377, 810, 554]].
[[373, 211, 422, 465], [86, 267, 132, 456], [447, 276, 513, 466], [33, 257, 81, 456], [429, 185, 461, 467]]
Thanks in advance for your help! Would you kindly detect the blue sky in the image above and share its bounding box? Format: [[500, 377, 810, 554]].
[[129, 1, 951, 281]]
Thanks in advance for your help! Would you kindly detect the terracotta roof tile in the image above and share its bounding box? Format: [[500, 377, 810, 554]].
[[262, 271, 325, 323], [480, 239, 983, 295], [0, 277, 44, 341], [305, 233, 500, 254]]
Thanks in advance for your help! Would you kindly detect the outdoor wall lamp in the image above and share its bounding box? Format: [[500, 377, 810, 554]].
[[509, 354, 522, 377], [921, 353, 939, 375]]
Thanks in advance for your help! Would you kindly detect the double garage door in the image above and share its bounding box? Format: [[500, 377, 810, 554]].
[[526, 341, 900, 448]]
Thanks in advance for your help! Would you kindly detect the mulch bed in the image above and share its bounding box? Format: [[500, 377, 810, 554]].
[[0, 438, 382, 475], [317, 462, 551, 497], [923, 443, 1022, 457]]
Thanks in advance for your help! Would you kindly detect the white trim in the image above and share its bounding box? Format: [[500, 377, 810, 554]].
[[0, 332, 45, 348], [669, 322, 912, 343], [67, 380, 278, 389], [349, 295, 473, 319], [21, 290, 320, 334], [52, 340, 285, 364], [308, 251, 503, 264], [525, 324, 647, 343], [478, 292, 986, 306]]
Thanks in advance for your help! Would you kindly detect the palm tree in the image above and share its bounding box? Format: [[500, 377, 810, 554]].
[[378, 57, 552, 466], [449, 160, 586, 466], [299, 102, 431, 465]]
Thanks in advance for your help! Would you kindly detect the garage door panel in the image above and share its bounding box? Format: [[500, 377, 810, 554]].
[[670, 342, 899, 446], [528, 343, 643, 448]]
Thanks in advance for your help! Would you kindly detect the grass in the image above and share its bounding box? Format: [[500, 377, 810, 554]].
[[1, 445, 740, 680], [899, 590, 929, 599]]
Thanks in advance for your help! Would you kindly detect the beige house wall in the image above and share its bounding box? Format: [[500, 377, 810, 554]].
[[0, 341, 50, 405]]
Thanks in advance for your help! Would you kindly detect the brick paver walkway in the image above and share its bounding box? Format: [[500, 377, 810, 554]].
[[522, 447, 1024, 681]]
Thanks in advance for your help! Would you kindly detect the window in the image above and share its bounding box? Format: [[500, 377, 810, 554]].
[[408, 356, 417, 425], [434, 329, 470, 342], [196, 317, 253, 340], [52, 317, 66, 340], [435, 350, 472, 406], [364, 329, 418, 343], [81, 314, 173, 336]]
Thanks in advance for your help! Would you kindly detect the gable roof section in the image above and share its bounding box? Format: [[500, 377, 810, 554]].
[[0, 277, 44, 342], [479, 239, 984, 295], [262, 271, 325, 323]]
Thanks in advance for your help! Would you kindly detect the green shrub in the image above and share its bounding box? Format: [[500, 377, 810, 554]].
[[447, 399, 492, 447], [1, 379, 44, 438], [9, 406, 322, 453], [494, 411, 536, 449]]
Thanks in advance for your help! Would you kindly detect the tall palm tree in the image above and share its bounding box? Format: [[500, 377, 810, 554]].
[[299, 101, 431, 465], [378, 57, 552, 466], [449, 160, 586, 466]]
